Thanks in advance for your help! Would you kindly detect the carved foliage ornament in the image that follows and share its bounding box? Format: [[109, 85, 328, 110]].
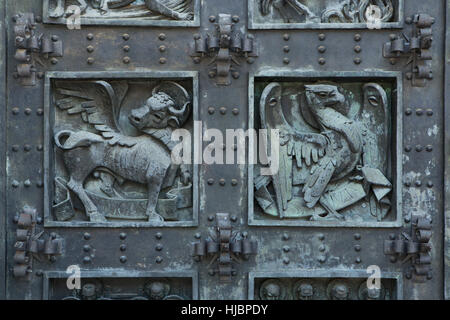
[[255, 82, 393, 222], [52, 80, 193, 223]]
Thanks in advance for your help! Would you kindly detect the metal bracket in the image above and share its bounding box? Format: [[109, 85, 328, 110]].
[[383, 13, 434, 87], [13, 206, 63, 279], [190, 14, 258, 86], [13, 12, 64, 86], [193, 213, 258, 282], [384, 215, 432, 280]]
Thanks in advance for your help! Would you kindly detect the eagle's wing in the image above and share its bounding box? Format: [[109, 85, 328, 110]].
[[259, 82, 327, 218], [54, 80, 136, 147]]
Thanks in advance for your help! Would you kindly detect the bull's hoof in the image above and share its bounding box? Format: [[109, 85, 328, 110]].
[[148, 213, 164, 222], [89, 212, 108, 223]]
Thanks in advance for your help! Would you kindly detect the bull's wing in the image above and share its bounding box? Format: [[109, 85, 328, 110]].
[[54, 80, 135, 146], [259, 82, 327, 218]]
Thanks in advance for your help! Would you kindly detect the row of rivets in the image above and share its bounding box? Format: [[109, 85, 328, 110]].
[[404, 180, 434, 188], [354, 34, 362, 64], [404, 145, 433, 152], [11, 144, 43, 152], [11, 107, 43, 116], [11, 180, 43, 188], [282, 34, 290, 64], [318, 34, 326, 65], [83, 232, 93, 264], [207, 178, 238, 186], [159, 33, 167, 65], [405, 108, 433, 116], [86, 33, 95, 65], [317, 233, 327, 263], [208, 106, 239, 115], [119, 232, 127, 263], [122, 33, 131, 64], [354, 233, 361, 264]]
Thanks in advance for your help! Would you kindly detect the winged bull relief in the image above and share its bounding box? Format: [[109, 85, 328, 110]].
[[48, 0, 194, 21], [255, 82, 393, 221], [258, 0, 396, 24], [52, 80, 193, 223]]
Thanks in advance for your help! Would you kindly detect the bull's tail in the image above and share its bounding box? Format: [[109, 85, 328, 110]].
[[54, 130, 104, 150]]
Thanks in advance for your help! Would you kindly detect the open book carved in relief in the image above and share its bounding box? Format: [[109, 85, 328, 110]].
[[52, 80, 193, 223], [255, 82, 393, 222], [48, 0, 194, 21]]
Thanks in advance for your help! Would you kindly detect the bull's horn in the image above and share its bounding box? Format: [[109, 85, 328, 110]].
[[168, 101, 189, 116], [54, 130, 74, 150]]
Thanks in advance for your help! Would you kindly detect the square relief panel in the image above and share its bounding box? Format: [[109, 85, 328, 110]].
[[43, 271, 197, 300], [43, 0, 200, 26], [248, 71, 402, 227], [249, 271, 402, 300], [44, 71, 198, 227], [249, 0, 403, 29]]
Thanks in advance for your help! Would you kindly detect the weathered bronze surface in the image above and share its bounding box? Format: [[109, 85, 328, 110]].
[[0, 0, 448, 300]]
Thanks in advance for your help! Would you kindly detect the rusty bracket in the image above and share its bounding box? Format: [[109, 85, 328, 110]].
[[384, 215, 432, 280], [13, 12, 64, 86], [193, 213, 258, 282], [13, 206, 63, 279], [383, 13, 434, 87], [190, 13, 258, 86]]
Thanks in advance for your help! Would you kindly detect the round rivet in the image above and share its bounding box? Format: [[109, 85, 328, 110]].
[[37, 145, 43, 151], [231, 179, 238, 186], [404, 216, 411, 223], [232, 71, 240, 79], [231, 215, 237, 222], [207, 178, 214, 185], [242, 231, 248, 238], [318, 57, 326, 65], [354, 244, 361, 252], [120, 256, 127, 263], [158, 33, 166, 41], [283, 246, 290, 253], [232, 15, 239, 23], [319, 245, 326, 252], [318, 256, 326, 263], [87, 45, 94, 53], [283, 34, 290, 41], [83, 245, 90, 252], [404, 146, 412, 152], [36, 16, 42, 23], [283, 257, 290, 265], [120, 244, 127, 251], [247, 57, 255, 64], [282, 233, 289, 241], [156, 244, 163, 251], [232, 107, 239, 115], [24, 144, 31, 152], [220, 106, 227, 115], [159, 57, 167, 64], [123, 34, 130, 41], [12, 145, 19, 152], [416, 145, 423, 152], [406, 72, 413, 80], [195, 233, 201, 239], [193, 57, 201, 64], [119, 233, 127, 240], [426, 145, 433, 152], [415, 181, 422, 187], [24, 108, 32, 115], [355, 257, 361, 264], [405, 108, 412, 115], [354, 34, 361, 41], [219, 178, 226, 186], [123, 57, 131, 64], [427, 272, 433, 280], [87, 33, 94, 41], [37, 108, 43, 116], [208, 215, 215, 222], [427, 181, 433, 188], [318, 33, 326, 41], [208, 107, 215, 114], [405, 181, 411, 187], [155, 232, 162, 240], [318, 45, 326, 53], [426, 109, 433, 116], [318, 234, 325, 241], [24, 179, 31, 187], [12, 107, 19, 115], [354, 233, 361, 240], [208, 71, 216, 78], [159, 45, 166, 52], [390, 58, 396, 65], [123, 45, 130, 52], [84, 233, 91, 240], [87, 57, 94, 64], [416, 108, 423, 116], [405, 16, 413, 24], [354, 57, 361, 64], [83, 256, 91, 264], [51, 58, 58, 65], [156, 256, 163, 264], [283, 46, 290, 53], [354, 45, 361, 53], [209, 16, 216, 23], [283, 57, 290, 64], [12, 180, 20, 188]]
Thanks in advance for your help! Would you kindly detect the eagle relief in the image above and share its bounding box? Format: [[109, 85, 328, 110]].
[[254, 81, 394, 222], [46, 0, 195, 22], [50, 79, 194, 223]]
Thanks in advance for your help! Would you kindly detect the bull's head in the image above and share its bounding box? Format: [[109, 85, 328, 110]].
[[129, 82, 191, 130]]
